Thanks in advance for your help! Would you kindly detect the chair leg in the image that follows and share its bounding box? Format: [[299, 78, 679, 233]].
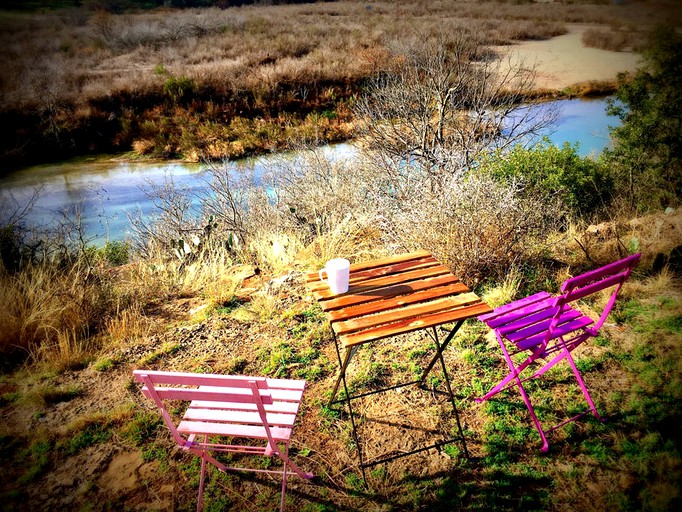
[[489, 332, 550, 452], [280, 454, 288, 512], [197, 440, 208, 512], [561, 339, 602, 421]]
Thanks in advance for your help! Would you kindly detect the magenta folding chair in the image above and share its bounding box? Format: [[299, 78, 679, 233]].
[[476, 253, 640, 452], [132, 370, 313, 512]]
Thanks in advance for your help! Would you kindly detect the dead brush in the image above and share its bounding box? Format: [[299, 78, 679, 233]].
[[582, 27, 639, 52], [0, 260, 107, 364], [378, 174, 557, 286]]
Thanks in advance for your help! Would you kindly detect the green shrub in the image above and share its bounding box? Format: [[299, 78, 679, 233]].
[[99, 241, 130, 266], [163, 76, 196, 104], [480, 140, 612, 219]]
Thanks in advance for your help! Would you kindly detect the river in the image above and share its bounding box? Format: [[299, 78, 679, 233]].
[[0, 97, 618, 244]]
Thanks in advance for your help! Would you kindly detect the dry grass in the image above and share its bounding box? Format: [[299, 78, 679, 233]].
[[0, 261, 107, 363], [2, 1, 680, 166]]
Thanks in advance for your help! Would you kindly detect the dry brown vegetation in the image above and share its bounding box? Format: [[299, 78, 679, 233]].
[[0, 207, 680, 511], [1, 0, 680, 168], [1, 2, 681, 511]]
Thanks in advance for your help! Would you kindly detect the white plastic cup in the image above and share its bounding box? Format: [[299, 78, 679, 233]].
[[319, 258, 350, 294]]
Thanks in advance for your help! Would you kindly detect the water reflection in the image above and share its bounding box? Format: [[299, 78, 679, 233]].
[[0, 98, 617, 242]]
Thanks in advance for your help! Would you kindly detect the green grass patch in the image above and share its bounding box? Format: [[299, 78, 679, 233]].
[[121, 411, 163, 447]]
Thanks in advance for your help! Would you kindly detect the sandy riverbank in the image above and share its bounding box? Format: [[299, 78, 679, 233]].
[[501, 24, 642, 90]]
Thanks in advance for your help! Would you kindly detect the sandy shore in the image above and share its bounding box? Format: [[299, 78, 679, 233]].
[[500, 24, 642, 90]]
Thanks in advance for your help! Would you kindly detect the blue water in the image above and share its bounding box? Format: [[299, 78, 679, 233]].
[[0, 98, 618, 242], [533, 97, 617, 157]]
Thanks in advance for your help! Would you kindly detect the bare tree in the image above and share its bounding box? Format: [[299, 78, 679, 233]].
[[354, 32, 556, 193]]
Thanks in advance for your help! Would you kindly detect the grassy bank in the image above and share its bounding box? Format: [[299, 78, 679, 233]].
[[2, 0, 680, 170], [0, 208, 679, 510]]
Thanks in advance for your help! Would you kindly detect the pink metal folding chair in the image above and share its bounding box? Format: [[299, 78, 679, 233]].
[[476, 253, 640, 451], [132, 370, 313, 512]]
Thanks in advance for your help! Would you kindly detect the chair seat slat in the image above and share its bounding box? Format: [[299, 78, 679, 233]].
[[505, 310, 584, 343], [496, 306, 561, 335], [478, 292, 553, 323], [189, 399, 301, 414], [198, 386, 303, 403], [485, 296, 557, 329], [178, 421, 293, 442], [184, 407, 297, 427], [516, 317, 595, 350], [141, 387, 273, 404]]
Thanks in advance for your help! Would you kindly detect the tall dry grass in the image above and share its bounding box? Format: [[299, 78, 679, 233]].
[[2, 1, 678, 119], [0, 259, 109, 366]]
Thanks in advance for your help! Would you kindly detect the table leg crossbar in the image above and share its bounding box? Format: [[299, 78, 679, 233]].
[[328, 321, 469, 483]]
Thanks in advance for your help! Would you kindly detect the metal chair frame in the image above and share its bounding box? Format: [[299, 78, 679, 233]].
[[133, 370, 313, 512], [476, 254, 640, 451]]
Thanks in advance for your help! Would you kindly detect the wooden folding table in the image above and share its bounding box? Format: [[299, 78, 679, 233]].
[[306, 250, 491, 480]]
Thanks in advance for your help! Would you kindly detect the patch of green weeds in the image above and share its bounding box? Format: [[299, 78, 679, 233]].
[[645, 314, 682, 334], [138, 342, 182, 366], [260, 341, 328, 381], [121, 411, 163, 447], [63, 422, 112, 455], [17, 439, 53, 484], [0, 391, 21, 406], [319, 405, 341, 424], [344, 472, 364, 495], [574, 356, 605, 373], [581, 438, 615, 465], [142, 445, 169, 464], [93, 356, 117, 372], [442, 443, 460, 459], [349, 361, 386, 392], [261, 342, 295, 378], [594, 334, 610, 347], [212, 298, 241, 316], [613, 299, 649, 324]]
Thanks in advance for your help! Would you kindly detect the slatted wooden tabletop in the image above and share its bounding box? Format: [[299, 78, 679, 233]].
[[306, 250, 492, 348]]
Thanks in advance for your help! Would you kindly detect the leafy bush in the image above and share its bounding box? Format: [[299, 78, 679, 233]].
[[480, 141, 612, 220], [604, 25, 682, 212], [163, 76, 196, 104]]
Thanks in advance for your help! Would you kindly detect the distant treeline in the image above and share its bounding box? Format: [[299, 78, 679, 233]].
[[0, 0, 328, 11]]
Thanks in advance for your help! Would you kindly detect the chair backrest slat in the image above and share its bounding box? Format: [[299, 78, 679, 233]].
[[561, 254, 640, 294], [551, 253, 640, 337], [133, 369, 306, 392], [561, 272, 629, 303], [188, 399, 301, 414], [141, 386, 275, 405]]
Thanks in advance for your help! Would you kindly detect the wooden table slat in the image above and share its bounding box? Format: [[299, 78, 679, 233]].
[[307, 256, 439, 294], [339, 302, 492, 348], [326, 281, 470, 321], [305, 250, 431, 283], [332, 292, 482, 335], [311, 265, 452, 301]]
